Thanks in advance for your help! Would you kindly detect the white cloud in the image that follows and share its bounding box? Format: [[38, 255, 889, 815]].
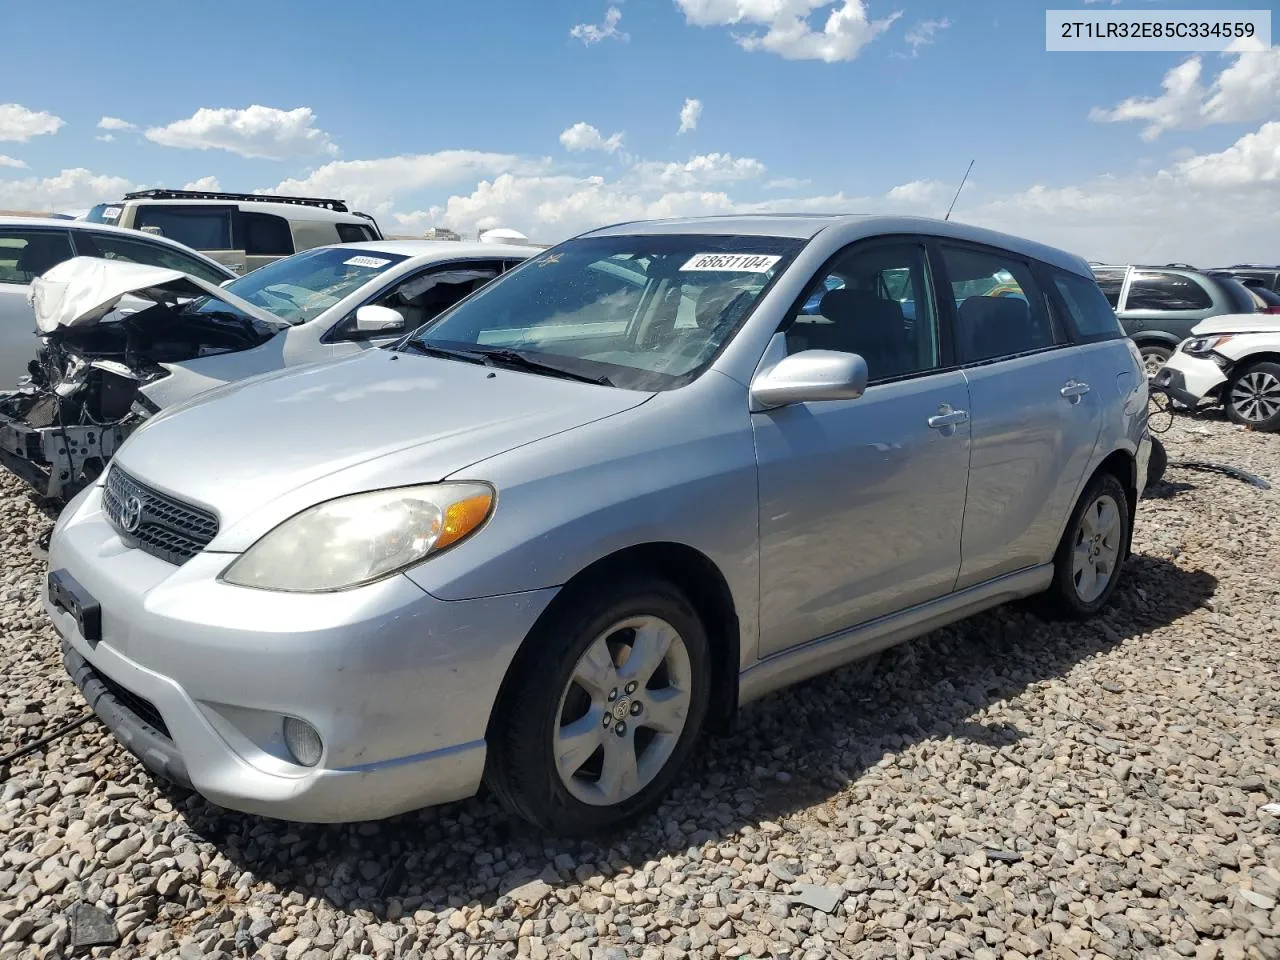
[[630, 152, 767, 189], [0, 155, 27, 169], [0, 168, 132, 212], [1175, 120, 1280, 187], [97, 116, 136, 131], [886, 178, 946, 205], [0, 103, 65, 142], [267, 150, 532, 212], [678, 98, 703, 135], [570, 5, 628, 44], [1091, 48, 1280, 139], [96, 134, 115, 143], [146, 105, 338, 160], [903, 17, 950, 54], [183, 175, 222, 191], [765, 176, 810, 189], [559, 122, 625, 153], [675, 0, 901, 62]]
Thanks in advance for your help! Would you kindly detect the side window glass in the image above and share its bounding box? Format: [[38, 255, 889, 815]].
[[239, 212, 294, 257], [76, 233, 230, 285], [341, 263, 503, 340], [1052, 270, 1123, 342], [335, 223, 373, 244], [941, 246, 1057, 363], [133, 206, 233, 250], [1124, 272, 1212, 311], [0, 229, 73, 283], [785, 242, 940, 382], [1092, 268, 1127, 308]]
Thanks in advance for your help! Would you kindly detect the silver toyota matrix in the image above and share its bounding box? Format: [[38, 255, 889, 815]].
[[44, 215, 1151, 834]]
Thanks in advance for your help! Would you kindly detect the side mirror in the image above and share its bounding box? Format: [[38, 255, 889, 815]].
[[139, 225, 164, 237], [355, 304, 405, 333], [750, 349, 869, 410]]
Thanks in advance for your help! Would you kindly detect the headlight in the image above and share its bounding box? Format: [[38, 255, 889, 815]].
[[221, 482, 494, 592], [1183, 334, 1234, 355]]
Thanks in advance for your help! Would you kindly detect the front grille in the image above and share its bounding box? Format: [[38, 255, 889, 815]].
[[93, 666, 171, 739], [103, 466, 219, 565]]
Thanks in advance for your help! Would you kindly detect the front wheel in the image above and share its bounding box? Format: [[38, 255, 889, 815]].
[[1224, 360, 1280, 432], [485, 576, 711, 836], [1039, 473, 1130, 619], [1139, 344, 1172, 379]]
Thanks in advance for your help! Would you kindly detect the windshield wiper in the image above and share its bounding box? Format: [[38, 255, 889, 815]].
[[469, 347, 613, 386], [398, 340, 487, 365]]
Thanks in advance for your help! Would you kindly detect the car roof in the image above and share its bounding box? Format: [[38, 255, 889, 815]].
[[579, 214, 1092, 277], [324, 240, 539, 260], [0, 215, 234, 273], [110, 197, 367, 223]]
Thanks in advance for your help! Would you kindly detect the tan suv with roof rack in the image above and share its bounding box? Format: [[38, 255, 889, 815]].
[[84, 189, 383, 275]]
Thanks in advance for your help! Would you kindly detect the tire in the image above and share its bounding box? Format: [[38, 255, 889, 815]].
[[485, 575, 711, 836], [1224, 360, 1280, 432], [1138, 344, 1172, 379], [1039, 472, 1130, 619]]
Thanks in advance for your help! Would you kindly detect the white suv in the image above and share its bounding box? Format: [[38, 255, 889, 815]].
[[83, 188, 383, 276]]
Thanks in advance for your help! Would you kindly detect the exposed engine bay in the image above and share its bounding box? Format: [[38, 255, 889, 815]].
[[0, 257, 284, 499]]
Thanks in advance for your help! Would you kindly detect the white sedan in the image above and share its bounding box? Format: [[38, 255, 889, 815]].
[[0, 239, 535, 497], [1153, 313, 1280, 432]]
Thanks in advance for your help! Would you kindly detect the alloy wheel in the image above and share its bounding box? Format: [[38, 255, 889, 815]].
[[553, 615, 692, 806], [1229, 370, 1280, 424], [1071, 493, 1122, 603], [1141, 349, 1167, 378]]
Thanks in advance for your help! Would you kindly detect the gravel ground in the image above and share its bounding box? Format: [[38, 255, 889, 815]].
[[1, 411, 1278, 960]]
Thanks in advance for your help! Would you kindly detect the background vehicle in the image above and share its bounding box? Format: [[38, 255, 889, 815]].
[[0, 240, 533, 498], [1206, 264, 1280, 294], [45, 215, 1149, 834], [82, 189, 383, 276], [1154, 314, 1280, 431], [1090, 264, 1257, 375], [0, 216, 236, 387], [1209, 271, 1280, 314]]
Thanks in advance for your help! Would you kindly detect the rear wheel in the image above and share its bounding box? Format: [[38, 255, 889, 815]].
[[1224, 360, 1280, 432], [485, 576, 711, 836], [1139, 344, 1172, 379], [1039, 473, 1130, 619]]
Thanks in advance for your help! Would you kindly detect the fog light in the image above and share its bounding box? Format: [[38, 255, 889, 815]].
[[282, 717, 323, 767]]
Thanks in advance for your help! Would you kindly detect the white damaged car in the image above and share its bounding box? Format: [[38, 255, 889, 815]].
[[0, 240, 534, 498], [1153, 313, 1280, 432]]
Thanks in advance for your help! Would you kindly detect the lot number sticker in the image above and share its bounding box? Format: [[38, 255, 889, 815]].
[[344, 255, 392, 269], [680, 253, 780, 273]]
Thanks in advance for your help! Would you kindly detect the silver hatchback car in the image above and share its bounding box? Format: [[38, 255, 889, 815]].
[[45, 215, 1151, 834]]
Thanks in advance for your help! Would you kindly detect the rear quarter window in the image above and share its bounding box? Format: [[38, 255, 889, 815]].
[[336, 224, 376, 243], [1051, 269, 1123, 342]]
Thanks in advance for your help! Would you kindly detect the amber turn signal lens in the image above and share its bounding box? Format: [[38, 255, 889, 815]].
[[437, 492, 494, 550]]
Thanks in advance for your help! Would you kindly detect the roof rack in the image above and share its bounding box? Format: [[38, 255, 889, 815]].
[[1163, 262, 1197, 269], [122, 188, 350, 213], [1224, 263, 1280, 269]]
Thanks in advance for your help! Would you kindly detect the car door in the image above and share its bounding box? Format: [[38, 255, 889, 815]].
[[0, 226, 74, 387], [753, 238, 972, 657], [324, 259, 507, 355], [935, 241, 1103, 591]]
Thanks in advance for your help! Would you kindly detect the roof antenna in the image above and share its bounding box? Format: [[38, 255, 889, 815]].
[[944, 159, 974, 221]]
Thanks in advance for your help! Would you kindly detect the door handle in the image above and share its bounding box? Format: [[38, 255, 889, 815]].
[[1060, 380, 1091, 401], [927, 408, 970, 430]]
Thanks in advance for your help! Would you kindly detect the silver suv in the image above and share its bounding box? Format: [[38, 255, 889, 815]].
[[46, 215, 1151, 834]]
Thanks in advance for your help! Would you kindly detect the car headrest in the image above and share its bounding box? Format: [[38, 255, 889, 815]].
[[818, 288, 905, 327]]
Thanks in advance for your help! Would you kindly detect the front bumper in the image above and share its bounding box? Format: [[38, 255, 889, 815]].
[[45, 484, 557, 822], [1153, 352, 1228, 408], [0, 409, 126, 500]]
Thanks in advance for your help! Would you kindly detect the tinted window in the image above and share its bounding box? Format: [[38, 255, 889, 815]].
[[222, 246, 409, 324], [74, 232, 231, 285], [0, 229, 73, 283], [133, 206, 232, 250], [1211, 276, 1258, 314], [1124, 272, 1212, 311], [237, 212, 294, 257], [940, 246, 1057, 363], [336, 262, 504, 340], [336, 223, 375, 243], [1092, 268, 1127, 308], [1052, 270, 1123, 342], [785, 242, 940, 381]]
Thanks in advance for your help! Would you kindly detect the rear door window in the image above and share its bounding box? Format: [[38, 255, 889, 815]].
[[0, 229, 73, 283], [133, 205, 233, 250], [237, 212, 294, 256], [1124, 272, 1212, 311], [938, 245, 1059, 363], [1091, 268, 1127, 308]]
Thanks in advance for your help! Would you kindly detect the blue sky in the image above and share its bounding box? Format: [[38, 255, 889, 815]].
[[1, 0, 1276, 263]]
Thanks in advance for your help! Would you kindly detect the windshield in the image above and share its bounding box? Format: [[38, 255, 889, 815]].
[[84, 202, 123, 225], [222, 246, 409, 324], [406, 234, 803, 390]]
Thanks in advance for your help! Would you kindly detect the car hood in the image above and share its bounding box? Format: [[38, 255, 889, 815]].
[[114, 349, 654, 548], [1190, 313, 1280, 336], [29, 256, 283, 334]]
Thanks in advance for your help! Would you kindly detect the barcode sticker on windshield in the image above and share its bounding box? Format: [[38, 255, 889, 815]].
[[101, 206, 122, 220], [680, 253, 780, 273], [344, 255, 392, 269]]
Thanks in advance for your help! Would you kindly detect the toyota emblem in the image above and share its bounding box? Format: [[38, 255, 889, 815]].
[[120, 495, 144, 534]]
